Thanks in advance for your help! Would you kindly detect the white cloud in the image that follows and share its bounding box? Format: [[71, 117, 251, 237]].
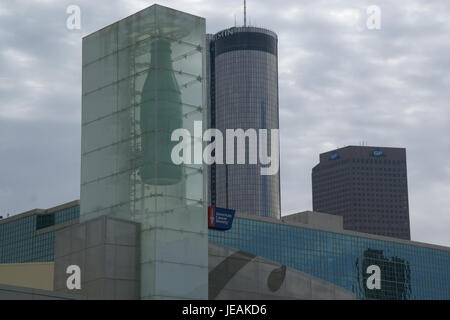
[[2, 48, 36, 67], [327, 8, 361, 27], [0, 3, 11, 17]]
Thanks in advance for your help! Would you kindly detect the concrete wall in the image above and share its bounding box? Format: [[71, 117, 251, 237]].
[[53, 216, 140, 299], [208, 243, 355, 300], [282, 211, 344, 233], [0, 262, 54, 291], [0, 284, 85, 300]]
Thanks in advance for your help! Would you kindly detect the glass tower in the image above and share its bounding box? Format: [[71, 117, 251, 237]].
[[207, 27, 281, 219], [81, 5, 207, 299]]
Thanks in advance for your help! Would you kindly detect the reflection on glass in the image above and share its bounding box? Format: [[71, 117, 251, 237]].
[[208, 218, 448, 300], [356, 248, 411, 300]]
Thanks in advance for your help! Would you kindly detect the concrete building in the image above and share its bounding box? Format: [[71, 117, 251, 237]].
[[312, 146, 411, 240], [207, 26, 281, 220], [0, 263, 55, 291]]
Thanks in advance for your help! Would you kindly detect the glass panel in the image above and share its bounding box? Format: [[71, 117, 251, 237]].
[[82, 83, 117, 124], [81, 5, 207, 300], [82, 24, 118, 66], [82, 53, 117, 94]]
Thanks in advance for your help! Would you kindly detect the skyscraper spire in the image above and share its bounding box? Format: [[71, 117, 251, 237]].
[[244, 0, 247, 27]]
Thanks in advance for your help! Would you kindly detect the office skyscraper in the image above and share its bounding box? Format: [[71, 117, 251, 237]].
[[207, 26, 281, 219], [312, 146, 411, 240]]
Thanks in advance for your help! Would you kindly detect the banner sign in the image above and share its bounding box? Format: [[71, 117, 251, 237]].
[[208, 206, 235, 230]]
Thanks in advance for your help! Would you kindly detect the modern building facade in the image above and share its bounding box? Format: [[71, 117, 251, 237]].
[[80, 5, 208, 299], [210, 212, 450, 300], [312, 146, 411, 240], [1, 201, 449, 300], [0, 201, 79, 264], [207, 26, 281, 219]]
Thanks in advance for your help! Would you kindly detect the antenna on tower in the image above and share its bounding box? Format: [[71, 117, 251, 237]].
[[244, 0, 247, 27]]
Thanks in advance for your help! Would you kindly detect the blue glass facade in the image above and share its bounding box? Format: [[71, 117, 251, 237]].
[[2, 202, 449, 299], [0, 205, 79, 263], [54, 206, 80, 225], [209, 216, 450, 300]]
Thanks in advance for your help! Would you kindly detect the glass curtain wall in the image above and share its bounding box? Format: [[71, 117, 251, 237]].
[[81, 5, 207, 299]]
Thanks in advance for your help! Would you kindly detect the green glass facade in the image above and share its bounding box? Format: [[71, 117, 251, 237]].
[[209, 217, 450, 300], [80, 5, 208, 299], [0, 205, 79, 263]]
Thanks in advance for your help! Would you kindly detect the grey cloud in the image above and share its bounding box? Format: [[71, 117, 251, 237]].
[[0, 0, 449, 246]]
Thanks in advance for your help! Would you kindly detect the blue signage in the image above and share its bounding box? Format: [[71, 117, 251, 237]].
[[371, 149, 386, 157], [329, 152, 340, 160], [208, 206, 235, 230]]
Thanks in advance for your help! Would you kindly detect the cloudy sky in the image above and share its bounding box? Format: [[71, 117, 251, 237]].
[[0, 0, 449, 246]]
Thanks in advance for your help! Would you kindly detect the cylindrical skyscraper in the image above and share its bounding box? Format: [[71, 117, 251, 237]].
[[207, 26, 281, 219]]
